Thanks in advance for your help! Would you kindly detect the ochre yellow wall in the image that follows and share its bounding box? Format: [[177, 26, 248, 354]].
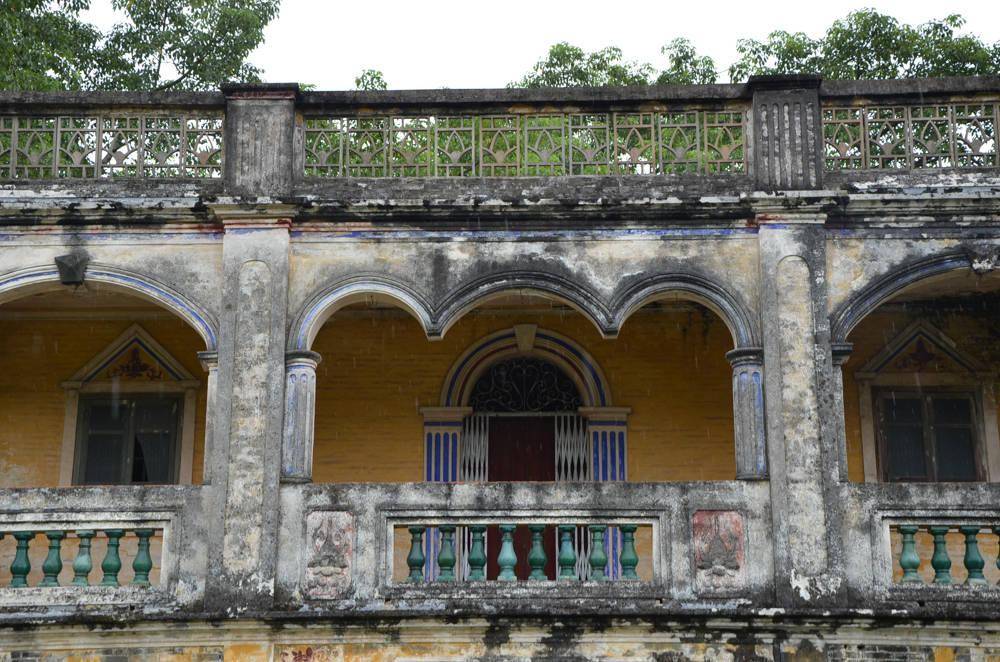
[[843, 309, 1000, 482], [0, 318, 207, 487], [313, 305, 736, 483]]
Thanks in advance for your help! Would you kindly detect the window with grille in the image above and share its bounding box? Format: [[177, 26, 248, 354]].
[[73, 394, 182, 485], [875, 389, 981, 482]]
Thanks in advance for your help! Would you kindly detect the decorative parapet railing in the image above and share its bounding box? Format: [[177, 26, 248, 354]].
[[0, 522, 165, 588], [395, 520, 653, 584], [822, 102, 999, 171], [0, 111, 223, 179], [301, 110, 747, 178], [1, 78, 997, 186], [889, 522, 1000, 588]]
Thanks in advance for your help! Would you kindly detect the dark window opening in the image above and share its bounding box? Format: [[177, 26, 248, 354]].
[[875, 389, 980, 482], [74, 394, 182, 485]]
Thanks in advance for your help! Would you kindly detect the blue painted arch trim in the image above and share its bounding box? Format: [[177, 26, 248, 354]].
[[829, 251, 972, 342], [0, 264, 218, 350]]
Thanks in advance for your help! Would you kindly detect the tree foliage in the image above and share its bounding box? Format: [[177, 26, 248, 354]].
[[1, 0, 280, 91], [355, 69, 387, 91], [511, 43, 660, 88], [729, 11, 1000, 81]]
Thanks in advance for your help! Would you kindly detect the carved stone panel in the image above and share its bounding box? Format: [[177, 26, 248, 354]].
[[692, 510, 746, 594], [305, 511, 354, 600]]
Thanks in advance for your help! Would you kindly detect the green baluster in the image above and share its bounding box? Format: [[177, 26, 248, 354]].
[[40, 531, 66, 587], [467, 525, 486, 581], [588, 525, 608, 582], [558, 525, 577, 581], [620, 524, 639, 580], [437, 525, 456, 582], [995, 526, 1000, 586], [10, 531, 34, 588], [898, 525, 921, 584], [929, 526, 952, 586], [960, 525, 987, 585], [132, 529, 155, 587], [406, 526, 425, 583], [73, 530, 95, 586], [101, 529, 124, 587], [497, 524, 518, 581], [528, 524, 547, 581]]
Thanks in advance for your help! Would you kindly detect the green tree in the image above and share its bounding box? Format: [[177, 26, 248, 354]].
[[511, 43, 656, 88], [0, 0, 280, 91], [656, 38, 718, 85], [730, 10, 1000, 81], [355, 69, 387, 91]]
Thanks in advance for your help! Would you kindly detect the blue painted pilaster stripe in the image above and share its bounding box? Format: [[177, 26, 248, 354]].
[[424, 428, 461, 580]]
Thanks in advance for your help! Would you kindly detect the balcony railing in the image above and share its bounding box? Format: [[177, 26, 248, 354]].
[[0, 77, 996, 186]]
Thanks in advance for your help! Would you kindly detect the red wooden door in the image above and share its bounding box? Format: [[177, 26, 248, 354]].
[[486, 416, 557, 580]]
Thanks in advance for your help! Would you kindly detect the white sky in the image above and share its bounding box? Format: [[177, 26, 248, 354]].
[[83, 0, 1000, 90]]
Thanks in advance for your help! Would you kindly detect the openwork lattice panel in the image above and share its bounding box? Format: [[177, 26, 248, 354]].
[[303, 110, 748, 177], [823, 102, 999, 170], [0, 114, 222, 179]]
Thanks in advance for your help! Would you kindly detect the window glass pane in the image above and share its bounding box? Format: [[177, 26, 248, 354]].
[[932, 397, 972, 426], [80, 401, 126, 484], [131, 398, 178, 483], [935, 427, 977, 481], [885, 396, 922, 424], [884, 425, 927, 481]]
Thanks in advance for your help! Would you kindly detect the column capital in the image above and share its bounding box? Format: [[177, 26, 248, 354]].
[[578, 406, 631, 422], [286, 350, 322, 368], [831, 342, 854, 366], [208, 202, 297, 229], [420, 406, 472, 423], [725, 346, 764, 367], [196, 350, 218, 371]]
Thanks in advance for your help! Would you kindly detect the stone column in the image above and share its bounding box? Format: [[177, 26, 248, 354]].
[[203, 83, 299, 612], [830, 342, 853, 483], [758, 210, 846, 608], [196, 351, 219, 485], [281, 350, 321, 483], [726, 347, 767, 480], [204, 212, 291, 613]]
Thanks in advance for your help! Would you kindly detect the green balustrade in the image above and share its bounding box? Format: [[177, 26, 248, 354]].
[[101, 529, 125, 587], [40, 531, 66, 587], [406, 526, 425, 583], [437, 525, 456, 582], [959, 525, 987, 585], [898, 525, 921, 584], [467, 525, 487, 581], [133, 529, 155, 587], [528, 524, 547, 581], [620, 524, 639, 580], [497, 524, 518, 581], [73, 530, 95, 586], [588, 525, 608, 582], [995, 526, 1000, 586], [10, 531, 34, 588], [558, 525, 577, 581], [929, 526, 952, 585]]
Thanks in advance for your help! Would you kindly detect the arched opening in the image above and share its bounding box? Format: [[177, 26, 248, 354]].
[[308, 290, 743, 483], [840, 267, 1000, 485], [0, 282, 212, 488]]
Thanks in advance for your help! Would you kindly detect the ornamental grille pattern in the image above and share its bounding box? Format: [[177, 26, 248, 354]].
[[468, 357, 583, 413], [822, 103, 999, 170], [0, 115, 223, 179], [303, 110, 746, 177]]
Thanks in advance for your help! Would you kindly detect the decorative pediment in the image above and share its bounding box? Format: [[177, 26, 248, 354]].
[[856, 319, 983, 378], [63, 323, 198, 388]]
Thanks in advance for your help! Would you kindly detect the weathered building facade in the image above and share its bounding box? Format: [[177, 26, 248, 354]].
[[1, 75, 1000, 659]]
